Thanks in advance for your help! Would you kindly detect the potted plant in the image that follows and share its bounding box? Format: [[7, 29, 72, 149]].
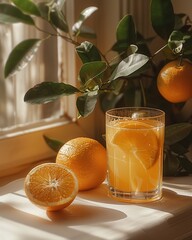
[[0, 0, 192, 176]]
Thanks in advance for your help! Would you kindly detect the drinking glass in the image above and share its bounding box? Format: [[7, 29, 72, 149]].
[[106, 107, 165, 203]]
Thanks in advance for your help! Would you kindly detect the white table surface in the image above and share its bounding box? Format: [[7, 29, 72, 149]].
[[0, 176, 192, 240]]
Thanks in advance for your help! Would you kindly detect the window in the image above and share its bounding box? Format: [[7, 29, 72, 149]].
[[0, 0, 151, 179], [0, 1, 76, 135], [0, 0, 97, 179]]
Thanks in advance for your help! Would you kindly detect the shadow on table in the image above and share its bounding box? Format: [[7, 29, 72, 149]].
[[47, 202, 127, 223], [139, 189, 192, 240], [1, 178, 192, 240], [0, 201, 126, 240], [78, 183, 128, 205], [78, 183, 192, 239], [78, 182, 192, 214], [0, 179, 127, 240]]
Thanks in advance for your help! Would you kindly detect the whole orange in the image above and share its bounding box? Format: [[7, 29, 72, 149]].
[[56, 137, 107, 191], [157, 59, 192, 103]]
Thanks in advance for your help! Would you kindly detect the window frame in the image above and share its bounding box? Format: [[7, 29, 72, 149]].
[[0, 0, 98, 179], [0, 0, 127, 180]]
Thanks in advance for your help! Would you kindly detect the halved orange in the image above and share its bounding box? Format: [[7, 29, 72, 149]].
[[112, 120, 159, 169], [24, 163, 78, 211]]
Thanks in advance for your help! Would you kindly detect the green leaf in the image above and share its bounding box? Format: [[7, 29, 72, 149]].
[[168, 30, 192, 55], [112, 43, 138, 55], [112, 15, 136, 53], [116, 14, 136, 45], [77, 25, 96, 39], [99, 91, 124, 112], [165, 123, 192, 145], [168, 30, 184, 54], [37, 2, 49, 20], [110, 53, 149, 81], [170, 143, 188, 155], [0, 3, 34, 24], [112, 41, 129, 52], [50, 9, 69, 32], [76, 41, 101, 63], [79, 61, 107, 86], [76, 91, 98, 117], [72, 6, 98, 36], [136, 32, 152, 56], [108, 78, 125, 95], [150, 0, 175, 40], [180, 157, 192, 173], [24, 82, 80, 104], [128, 61, 151, 78], [11, 0, 41, 16], [4, 39, 42, 79], [163, 150, 180, 176], [58, 0, 66, 10], [43, 135, 64, 153], [50, 0, 66, 11]]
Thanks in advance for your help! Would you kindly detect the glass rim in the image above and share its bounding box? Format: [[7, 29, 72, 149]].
[[106, 107, 165, 119]]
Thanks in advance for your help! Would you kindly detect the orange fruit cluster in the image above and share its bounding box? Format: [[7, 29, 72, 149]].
[[157, 59, 192, 103], [24, 137, 107, 211]]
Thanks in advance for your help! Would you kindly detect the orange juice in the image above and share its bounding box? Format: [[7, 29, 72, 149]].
[[106, 115, 165, 202]]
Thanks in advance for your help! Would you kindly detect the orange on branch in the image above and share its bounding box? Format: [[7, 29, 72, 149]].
[[157, 59, 192, 103]]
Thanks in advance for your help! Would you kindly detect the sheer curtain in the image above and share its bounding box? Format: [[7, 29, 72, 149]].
[[0, 19, 71, 136]]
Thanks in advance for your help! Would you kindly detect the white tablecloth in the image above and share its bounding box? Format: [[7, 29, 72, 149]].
[[0, 177, 192, 240]]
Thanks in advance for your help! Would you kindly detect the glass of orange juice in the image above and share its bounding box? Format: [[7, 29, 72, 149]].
[[106, 107, 165, 203]]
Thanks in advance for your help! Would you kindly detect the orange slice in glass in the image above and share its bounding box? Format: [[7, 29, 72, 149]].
[[112, 120, 159, 169]]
